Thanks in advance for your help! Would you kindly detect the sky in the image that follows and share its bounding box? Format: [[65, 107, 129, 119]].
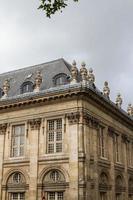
[[0, 0, 133, 110]]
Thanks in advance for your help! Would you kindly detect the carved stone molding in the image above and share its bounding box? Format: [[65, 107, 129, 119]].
[[66, 112, 80, 125], [0, 123, 7, 135], [83, 112, 99, 129], [28, 118, 41, 130], [121, 134, 129, 144], [108, 126, 115, 138]]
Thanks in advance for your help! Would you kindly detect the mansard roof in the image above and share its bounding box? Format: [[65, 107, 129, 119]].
[[0, 59, 132, 127], [0, 58, 71, 97]]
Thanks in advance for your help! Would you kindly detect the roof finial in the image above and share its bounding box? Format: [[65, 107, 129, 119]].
[[115, 93, 123, 108], [2, 79, 10, 98], [70, 60, 78, 84], [34, 71, 42, 92], [127, 103, 133, 116], [88, 68, 95, 84], [103, 81, 110, 98], [80, 62, 88, 83]]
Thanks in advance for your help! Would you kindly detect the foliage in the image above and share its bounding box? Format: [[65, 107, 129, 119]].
[[38, 0, 79, 18]]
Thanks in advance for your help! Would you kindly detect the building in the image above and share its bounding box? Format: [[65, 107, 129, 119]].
[[0, 58, 133, 200]]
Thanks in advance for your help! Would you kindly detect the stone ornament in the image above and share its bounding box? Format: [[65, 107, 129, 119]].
[[70, 60, 78, 84], [66, 112, 80, 124], [103, 81, 110, 98], [115, 93, 123, 108], [0, 123, 7, 135], [88, 68, 95, 84], [2, 79, 10, 98], [28, 118, 41, 130], [80, 62, 88, 83], [127, 103, 133, 116], [34, 71, 42, 92]]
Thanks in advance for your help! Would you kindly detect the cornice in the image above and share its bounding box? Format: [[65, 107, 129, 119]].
[[0, 84, 132, 130]]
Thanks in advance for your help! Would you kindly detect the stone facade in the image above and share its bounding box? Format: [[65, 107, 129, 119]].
[[0, 59, 132, 200]]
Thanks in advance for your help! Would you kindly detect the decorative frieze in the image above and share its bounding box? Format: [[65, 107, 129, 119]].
[[83, 112, 99, 129], [0, 123, 7, 135], [108, 126, 115, 138], [66, 112, 80, 124], [28, 118, 41, 130], [121, 134, 129, 144]]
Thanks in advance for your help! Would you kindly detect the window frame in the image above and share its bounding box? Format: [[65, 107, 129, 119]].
[[46, 117, 64, 154], [47, 192, 64, 200], [53, 73, 68, 86], [98, 125, 108, 159], [114, 134, 121, 163], [10, 192, 25, 200], [20, 81, 34, 94], [11, 124, 25, 158]]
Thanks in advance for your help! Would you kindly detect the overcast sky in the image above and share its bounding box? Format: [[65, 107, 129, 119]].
[[0, 0, 133, 110]]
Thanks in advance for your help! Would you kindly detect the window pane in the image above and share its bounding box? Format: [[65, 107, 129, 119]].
[[58, 192, 63, 200], [50, 171, 60, 182], [48, 120, 54, 130], [56, 143, 62, 153], [49, 192, 55, 200], [48, 132, 54, 142], [56, 131, 62, 141], [48, 144, 54, 153], [56, 119, 62, 129], [11, 193, 24, 200]]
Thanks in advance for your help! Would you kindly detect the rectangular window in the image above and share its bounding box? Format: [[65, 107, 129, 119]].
[[116, 194, 121, 200], [100, 192, 107, 200], [48, 192, 63, 200], [11, 193, 25, 200], [131, 142, 133, 166], [47, 119, 63, 154], [115, 135, 120, 162], [11, 125, 25, 157], [99, 126, 106, 158]]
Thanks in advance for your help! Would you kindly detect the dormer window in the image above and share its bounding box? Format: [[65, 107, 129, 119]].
[[0, 88, 4, 98], [20, 81, 34, 94], [53, 73, 68, 86]]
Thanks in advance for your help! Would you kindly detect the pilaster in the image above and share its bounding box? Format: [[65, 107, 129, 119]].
[[67, 112, 80, 200], [28, 118, 41, 200], [0, 124, 7, 200]]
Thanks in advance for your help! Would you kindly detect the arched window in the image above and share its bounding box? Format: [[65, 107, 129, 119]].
[[42, 169, 67, 200], [128, 177, 133, 197], [53, 73, 68, 86], [99, 172, 110, 200], [0, 88, 4, 98], [6, 172, 26, 200], [115, 175, 125, 199], [20, 81, 34, 94]]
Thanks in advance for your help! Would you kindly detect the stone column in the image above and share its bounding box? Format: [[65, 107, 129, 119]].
[[78, 112, 85, 200], [67, 112, 80, 200], [108, 127, 115, 200], [0, 124, 7, 200], [28, 118, 41, 200], [121, 134, 128, 200], [92, 124, 99, 200]]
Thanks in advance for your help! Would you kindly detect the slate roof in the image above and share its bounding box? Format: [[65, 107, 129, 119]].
[[0, 58, 71, 97]]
